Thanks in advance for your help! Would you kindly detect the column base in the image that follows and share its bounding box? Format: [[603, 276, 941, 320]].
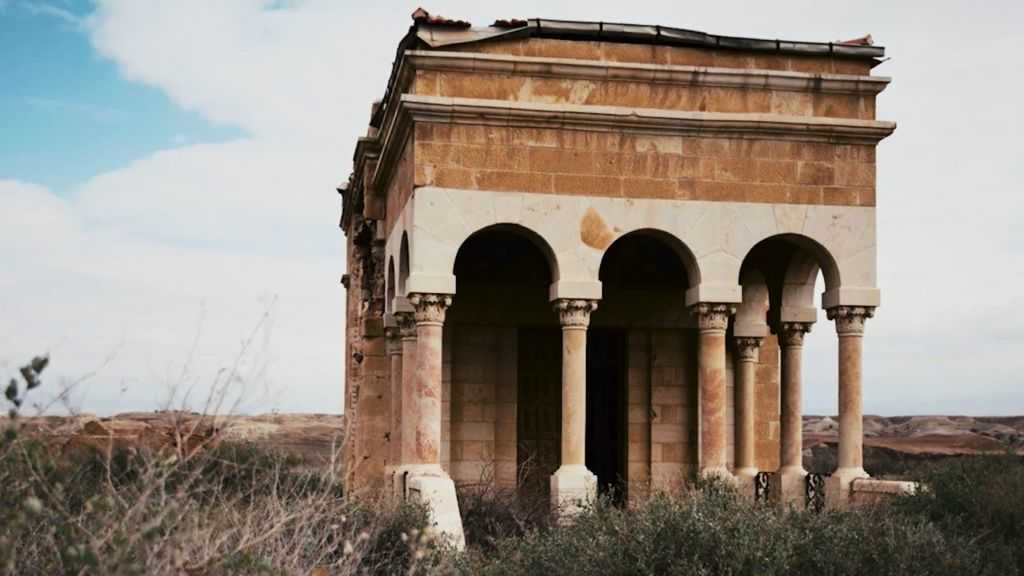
[[826, 467, 869, 510], [550, 465, 597, 520], [699, 466, 737, 486], [404, 467, 466, 550], [771, 466, 808, 509]]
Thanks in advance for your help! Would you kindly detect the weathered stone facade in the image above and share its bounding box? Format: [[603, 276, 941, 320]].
[[340, 12, 894, 545]]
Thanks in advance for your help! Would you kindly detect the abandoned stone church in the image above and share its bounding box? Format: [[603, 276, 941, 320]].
[[339, 11, 895, 545]]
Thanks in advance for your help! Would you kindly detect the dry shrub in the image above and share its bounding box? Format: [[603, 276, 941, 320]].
[[0, 356, 450, 575]]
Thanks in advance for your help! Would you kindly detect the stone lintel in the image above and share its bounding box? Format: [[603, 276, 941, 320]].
[[821, 286, 881, 309], [685, 283, 743, 307], [404, 273, 456, 297], [548, 280, 602, 302], [779, 305, 818, 324]]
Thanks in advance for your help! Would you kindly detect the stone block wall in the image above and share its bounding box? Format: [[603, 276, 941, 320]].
[[413, 70, 875, 120], [410, 124, 876, 209]]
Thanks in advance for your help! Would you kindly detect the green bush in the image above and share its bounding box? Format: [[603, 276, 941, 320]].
[[459, 482, 999, 576], [896, 454, 1024, 573]]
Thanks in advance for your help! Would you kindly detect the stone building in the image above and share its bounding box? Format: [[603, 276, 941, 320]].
[[339, 10, 894, 546]]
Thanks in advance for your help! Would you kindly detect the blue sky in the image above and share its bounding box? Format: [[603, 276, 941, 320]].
[[0, 1, 243, 194]]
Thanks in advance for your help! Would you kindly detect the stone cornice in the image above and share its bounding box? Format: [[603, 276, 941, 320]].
[[403, 50, 891, 95], [372, 94, 896, 194]]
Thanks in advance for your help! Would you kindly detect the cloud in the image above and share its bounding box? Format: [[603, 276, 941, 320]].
[[3, 0, 1022, 416], [20, 1, 83, 27]]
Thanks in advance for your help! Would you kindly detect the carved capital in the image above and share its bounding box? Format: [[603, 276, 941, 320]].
[[394, 311, 417, 339], [554, 299, 598, 328], [779, 322, 813, 347], [408, 293, 452, 325], [827, 306, 875, 335], [690, 303, 736, 331], [734, 337, 763, 362]]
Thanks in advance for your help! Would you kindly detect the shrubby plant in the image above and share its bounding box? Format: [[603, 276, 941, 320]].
[[3, 357, 1021, 575]]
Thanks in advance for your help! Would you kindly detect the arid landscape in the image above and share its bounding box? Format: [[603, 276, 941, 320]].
[[9, 411, 1023, 474]]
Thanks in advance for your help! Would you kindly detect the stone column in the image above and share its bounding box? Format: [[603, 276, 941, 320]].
[[550, 299, 599, 517], [733, 337, 762, 483], [396, 312, 417, 477], [691, 303, 736, 481], [775, 322, 812, 506], [404, 293, 464, 548], [384, 325, 403, 497], [826, 306, 874, 507]]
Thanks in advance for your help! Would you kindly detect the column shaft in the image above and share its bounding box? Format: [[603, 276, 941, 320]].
[[550, 299, 599, 517], [733, 338, 762, 477], [692, 303, 735, 478], [386, 328, 403, 470], [826, 305, 874, 508], [837, 333, 863, 469], [779, 323, 812, 473], [561, 326, 587, 466], [407, 294, 451, 469], [397, 313, 418, 467]]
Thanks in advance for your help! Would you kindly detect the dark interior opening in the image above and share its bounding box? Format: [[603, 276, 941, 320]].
[[516, 326, 561, 495], [586, 327, 627, 502]]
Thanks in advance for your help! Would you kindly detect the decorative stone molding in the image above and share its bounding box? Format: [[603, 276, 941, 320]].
[[408, 293, 452, 325], [554, 299, 598, 328], [734, 337, 763, 362], [827, 306, 875, 335], [404, 50, 891, 95], [690, 303, 737, 332], [394, 311, 417, 339], [779, 322, 814, 347]]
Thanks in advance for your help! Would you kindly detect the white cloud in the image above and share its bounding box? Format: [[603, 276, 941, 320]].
[[2, 0, 1022, 416]]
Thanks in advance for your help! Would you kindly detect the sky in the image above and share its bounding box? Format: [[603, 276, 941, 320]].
[[0, 0, 1021, 417]]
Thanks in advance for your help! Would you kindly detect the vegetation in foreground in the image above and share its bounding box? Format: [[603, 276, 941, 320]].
[[2, 360, 1022, 575]]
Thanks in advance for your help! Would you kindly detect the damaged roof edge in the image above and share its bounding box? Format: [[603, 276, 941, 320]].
[[370, 16, 886, 128], [419, 18, 885, 58]]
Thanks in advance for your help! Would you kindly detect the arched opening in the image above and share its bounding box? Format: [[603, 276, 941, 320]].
[[448, 225, 559, 493], [398, 232, 410, 297], [593, 230, 698, 499], [386, 257, 396, 314], [738, 234, 841, 474]]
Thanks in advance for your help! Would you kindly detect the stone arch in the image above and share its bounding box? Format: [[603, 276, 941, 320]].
[[739, 233, 841, 323], [453, 223, 559, 282], [600, 228, 701, 289]]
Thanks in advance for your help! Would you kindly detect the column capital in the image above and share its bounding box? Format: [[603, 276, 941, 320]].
[[690, 302, 737, 331], [553, 299, 598, 329], [734, 336, 763, 362], [827, 306, 875, 335], [394, 311, 417, 340], [409, 293, 452, 325], [779, 322, 814, 347]]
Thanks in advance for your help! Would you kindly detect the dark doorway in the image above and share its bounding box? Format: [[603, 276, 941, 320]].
[[516, 326, 561, 493], [586, 328, 626, 501]]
